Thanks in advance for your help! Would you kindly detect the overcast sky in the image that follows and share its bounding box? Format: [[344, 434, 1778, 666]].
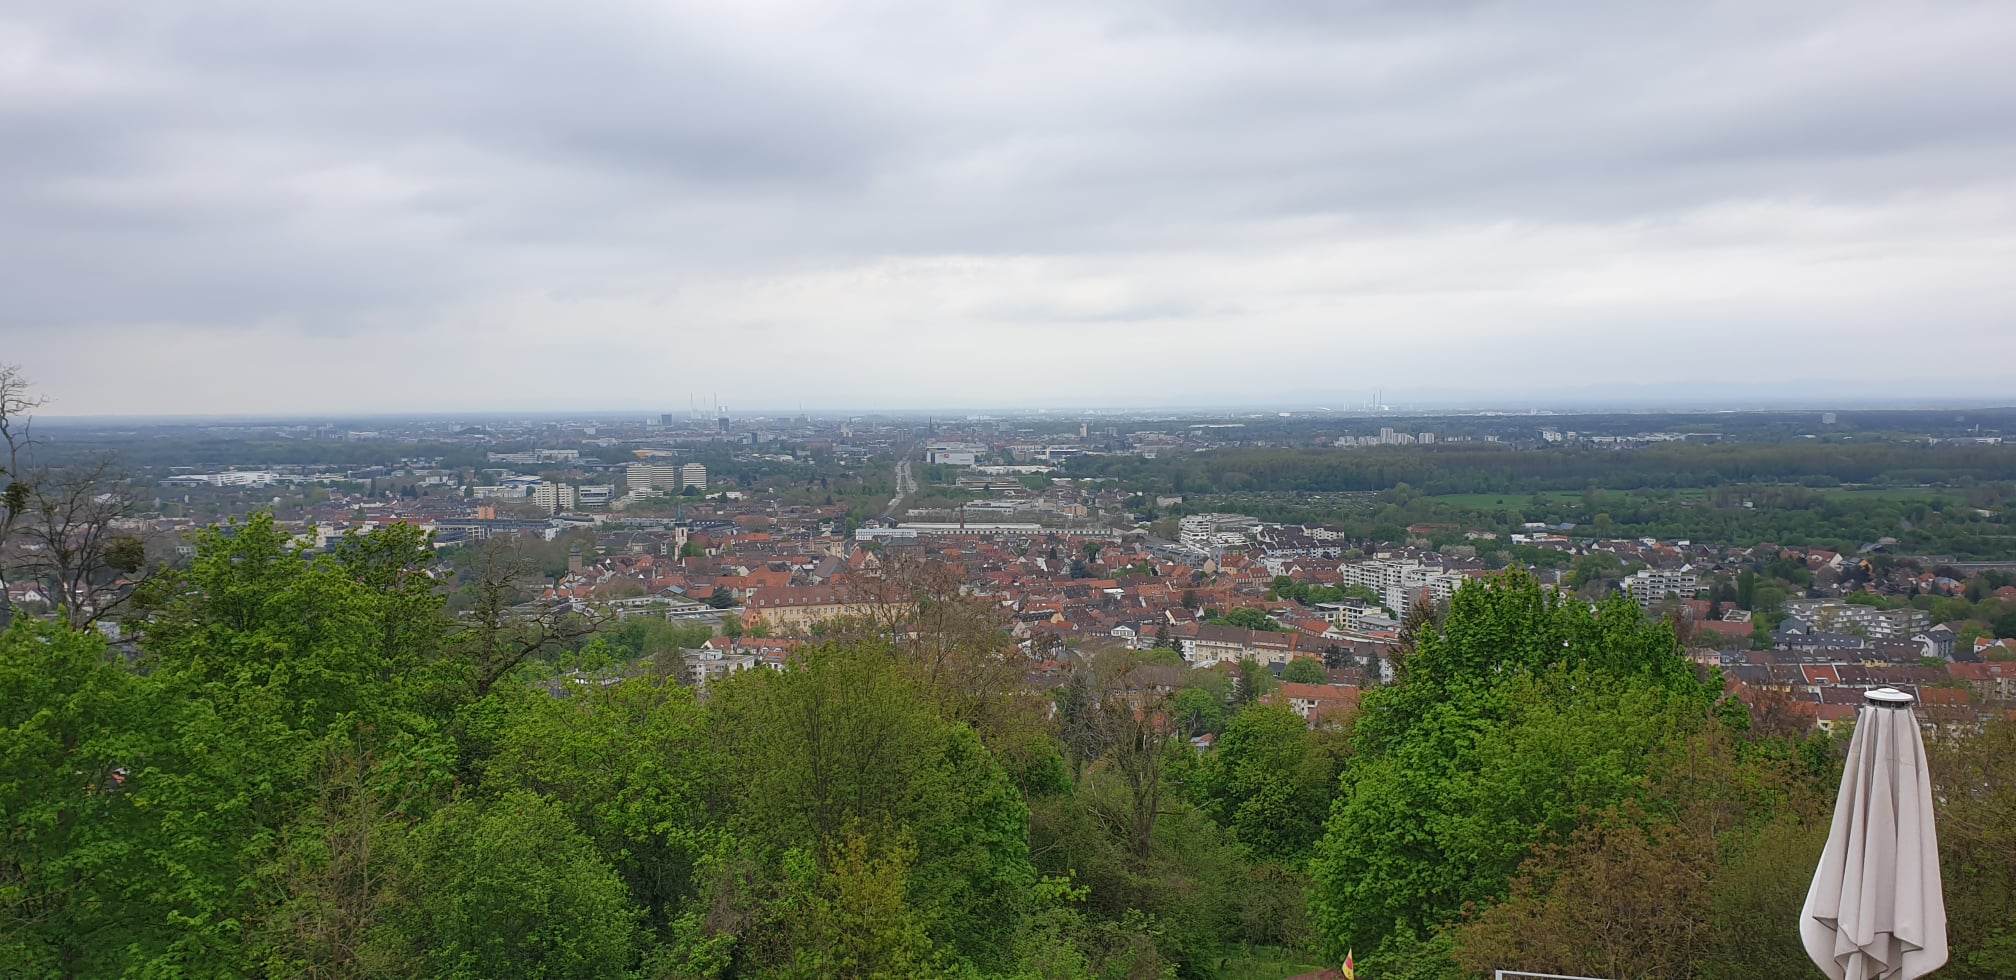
[[3, 1, 2013, 415]]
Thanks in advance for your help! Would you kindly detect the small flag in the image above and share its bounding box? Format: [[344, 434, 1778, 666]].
[[1342, 949, 1355, 980]]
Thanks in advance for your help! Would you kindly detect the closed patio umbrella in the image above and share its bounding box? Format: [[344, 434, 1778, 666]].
[[1801, 687, 1947, 980]]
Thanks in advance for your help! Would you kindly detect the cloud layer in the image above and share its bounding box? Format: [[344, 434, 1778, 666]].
[[4, 0, 2013, 413]]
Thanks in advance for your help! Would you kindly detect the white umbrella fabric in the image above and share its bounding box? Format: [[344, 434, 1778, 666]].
[[1800, 687, 1947, 980]]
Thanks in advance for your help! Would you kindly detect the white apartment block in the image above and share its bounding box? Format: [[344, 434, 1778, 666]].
[[1179, 513, 1258, 551], [1314, 599, 1388, 632], [470, 484, 530, 500], [487, 449, 582, 465], [679, 463, 707, 491], [161, 470, 281, 488], [1336, 558, 1467, 617], [1781, 600, 1931, 639], [627, 463, 682, 492], [1624, 569, 1699, 608], [532, 481, 577, 514]]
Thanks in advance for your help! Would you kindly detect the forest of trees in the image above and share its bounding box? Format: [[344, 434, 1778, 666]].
[[1068, 442, 2016, 496], [7, 518, 2016, 977]]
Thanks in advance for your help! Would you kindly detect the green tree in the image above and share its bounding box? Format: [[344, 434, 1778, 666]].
[[1308, 570, 1713, 961], [707, 644, 1037, 970], [1190, 703, 1345, 858], [1211, 607, 1283, 632], [1930, 717, 2016, 977], [776, 832, 938, 979], [1450, 722, 1834, 980], [483, 679, 724, 932], [1233, 657, 1277, 708], [0, 622, 184, 975], [114, 513, 461, 971], [378, 790, 639, 978], [1566, 551, 1624, 591], [1170, 686, 1227, 737], [1281, 658, 1328, 684]]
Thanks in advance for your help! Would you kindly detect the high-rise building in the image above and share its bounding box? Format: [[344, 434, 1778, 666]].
[[658, 413, 674, 427], [532, 481, 576, 514], [627, 462, 681, 492], [680, 463, 708, 491]]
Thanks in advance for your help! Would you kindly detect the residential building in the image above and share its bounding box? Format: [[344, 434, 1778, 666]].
[[680, 463, 708, 491], [1271, 682, 1362, 725], [741, 586, 889, 631], [488, 449, 581, 465], [682, 649, 756, 690], [1177, 624, 1303, 667], [1781, 600, 1931, 639], [1624, 568, 1699, 608], [532, 481, 576, 514], [1314, 599, 1384, 632], [1179, 513, 1258, 552], [161, 470, 281, 488], [1336, 558, 1467, 617], [627, 462, 682, 492], [856, 523, 1122, 542]]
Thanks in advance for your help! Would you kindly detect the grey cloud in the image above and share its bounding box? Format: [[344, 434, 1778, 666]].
[[1, 0, 2012, 411]]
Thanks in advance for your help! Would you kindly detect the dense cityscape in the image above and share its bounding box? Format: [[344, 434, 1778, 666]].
[[6, 365, 2016, 976], [17, 400, 2016, 721]]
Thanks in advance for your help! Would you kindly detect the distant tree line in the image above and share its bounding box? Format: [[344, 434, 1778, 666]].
[[1071, 442, 2016, 496]]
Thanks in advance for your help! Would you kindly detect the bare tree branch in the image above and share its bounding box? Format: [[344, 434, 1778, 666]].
[[0, 363, 50, 624], [454, 537, 605, 694], [8, 456, 155, 629]]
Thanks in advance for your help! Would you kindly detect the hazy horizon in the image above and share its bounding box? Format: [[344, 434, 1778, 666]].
[[5, 1, 2014, 415], [27, 393, 2016, 427]]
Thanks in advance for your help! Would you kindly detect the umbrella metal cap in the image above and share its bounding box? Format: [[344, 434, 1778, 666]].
[[1864, 686, 1914, 706]]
